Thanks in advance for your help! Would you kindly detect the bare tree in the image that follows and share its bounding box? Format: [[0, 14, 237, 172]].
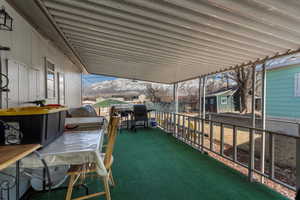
[[145, 84, 168, 102], [178, 81, 198, 102], [225, 66, 261, 113]]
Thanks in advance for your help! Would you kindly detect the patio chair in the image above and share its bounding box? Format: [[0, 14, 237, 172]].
[[120, 110, 130, 130], [132, 104, 148, 132], [65, 116, 120, 200]]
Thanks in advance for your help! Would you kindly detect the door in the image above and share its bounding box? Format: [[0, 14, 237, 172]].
[[28, 68, 39, 101], [6, 60, 29, 108], [18, 63, 29, 104], [7, 60, 19, 108]]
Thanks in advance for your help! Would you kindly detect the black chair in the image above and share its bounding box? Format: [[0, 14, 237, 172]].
[[132, 104, 148, 132], [120, 110, 130, 130]]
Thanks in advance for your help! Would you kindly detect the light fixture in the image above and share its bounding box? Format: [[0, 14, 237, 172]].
[[0, 7, 13, 31]]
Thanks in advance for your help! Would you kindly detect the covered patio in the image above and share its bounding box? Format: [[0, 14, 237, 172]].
[[32, 128, 287, 200], [2, 0, 300, 199]]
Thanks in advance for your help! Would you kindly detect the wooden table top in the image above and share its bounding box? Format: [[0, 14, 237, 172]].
[[65, 117, 104, 132], [0, 144, 41, 170]]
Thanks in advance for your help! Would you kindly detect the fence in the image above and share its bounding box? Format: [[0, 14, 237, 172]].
[[155, 110, 300, 192]]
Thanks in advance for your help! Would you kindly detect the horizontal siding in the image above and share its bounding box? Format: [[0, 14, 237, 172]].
[[266, 65, 300, 119], [217, 95, 234, 113], [0, 0, 82, 108]]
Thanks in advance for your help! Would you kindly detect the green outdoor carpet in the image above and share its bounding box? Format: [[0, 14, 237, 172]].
[[32, 128, 288, 200]]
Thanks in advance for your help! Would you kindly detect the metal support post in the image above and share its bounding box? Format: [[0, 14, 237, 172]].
[[249, 65, 256, 182], [261, 63, 266, 183]]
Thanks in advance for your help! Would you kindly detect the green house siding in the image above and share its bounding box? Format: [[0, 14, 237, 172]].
[[266, 65, 300, 119], [217, 95, 234, 113]]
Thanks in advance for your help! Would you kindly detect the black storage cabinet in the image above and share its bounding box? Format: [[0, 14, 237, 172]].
[[0, 110, 66, 146]]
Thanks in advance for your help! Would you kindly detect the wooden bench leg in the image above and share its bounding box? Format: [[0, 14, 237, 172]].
[[66, 175, 75, 200], [109, 169, 115, 187]]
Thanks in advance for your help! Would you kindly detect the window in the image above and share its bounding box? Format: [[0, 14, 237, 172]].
[[57, 72, 65, 104], [45, 58, 55, 99], [221, 96, 228, 104], [295, 72, 300, 97]]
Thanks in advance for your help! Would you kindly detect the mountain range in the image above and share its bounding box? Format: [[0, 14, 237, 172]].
[[83, 77, 226, 98]]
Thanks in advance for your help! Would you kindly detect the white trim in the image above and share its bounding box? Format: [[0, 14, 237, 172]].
[[295, 72, 300, 97]]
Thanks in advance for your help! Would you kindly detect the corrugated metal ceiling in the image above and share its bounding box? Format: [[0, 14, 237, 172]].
[[36, 0, 300, 83]]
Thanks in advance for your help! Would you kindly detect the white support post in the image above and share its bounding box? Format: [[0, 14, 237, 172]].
[[261, 63, 266, 183], [249, 65, 256, 182], [198, 77, 202, 149], [173, 83, 178, 135], [202, 76, 206, 120], [199, 77, 202, 117], [296, 124, 300, 199], [174, 83, 179, 114]]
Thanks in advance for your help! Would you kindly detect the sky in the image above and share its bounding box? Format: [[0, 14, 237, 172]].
[[83, 74, 117, 86]]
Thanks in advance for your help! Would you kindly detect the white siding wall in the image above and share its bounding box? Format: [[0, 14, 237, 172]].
[[0, 1, 83, 199], [0, 0, 82, 108]]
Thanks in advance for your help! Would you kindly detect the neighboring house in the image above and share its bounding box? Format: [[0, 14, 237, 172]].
[[266, 60, 300, 120], [205, 89, 238, 113]]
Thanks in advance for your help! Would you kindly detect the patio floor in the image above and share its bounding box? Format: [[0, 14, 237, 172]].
[[33, 128, 288, 200]]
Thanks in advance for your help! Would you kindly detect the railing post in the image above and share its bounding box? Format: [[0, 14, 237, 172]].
[[167, 112, 169, 131], [177, 114, 180, 138], [233, 125, 237, 162], [159, 111, 161, 126], [249, 128, 255, 182], [210, 120, 214, 151], [181, 115, 184, 139], [220, 123, 224, 155], [183, 115, 186, 142], [197, 118, 201, 149], [188, 116, 191, 143], [194, 117, 197, 146], [173, 112, 176, 136], [162, 111, 164, 128], [168, 112, 170, 131], [161, 111, 163, 128], [160, 111, 161, 126], [201, 118, 205, 152], [269, 133, 275, 180], [163, 112, 166, 130]]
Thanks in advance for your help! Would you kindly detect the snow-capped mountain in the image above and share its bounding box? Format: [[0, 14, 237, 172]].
[[83, 78, 172, 97], [83, 77, 228, 98]]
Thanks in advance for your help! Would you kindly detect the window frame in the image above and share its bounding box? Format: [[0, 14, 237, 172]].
[[220, 96, 228, 105], [45, 57, 56, 99]]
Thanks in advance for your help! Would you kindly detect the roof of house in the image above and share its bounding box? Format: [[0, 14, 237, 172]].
[[206, 89, 237, 98], [265, 54, 300, 71]]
